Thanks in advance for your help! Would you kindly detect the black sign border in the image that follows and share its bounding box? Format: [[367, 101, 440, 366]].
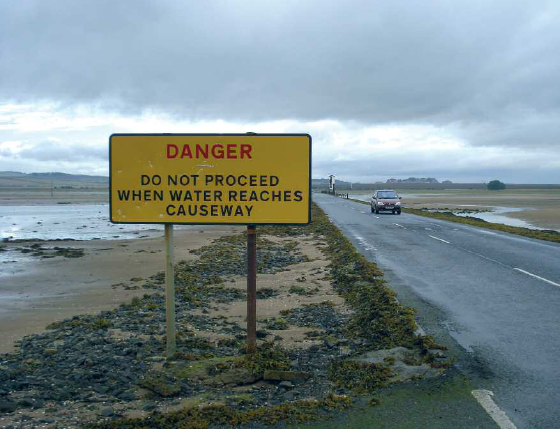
[[109, 133, 312, 226]]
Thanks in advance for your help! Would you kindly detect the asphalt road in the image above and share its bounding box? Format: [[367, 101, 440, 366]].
[[314, 193, 560, 429]]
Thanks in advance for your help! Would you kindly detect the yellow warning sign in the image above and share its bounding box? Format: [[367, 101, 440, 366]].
[[110, 134, 311, 224]]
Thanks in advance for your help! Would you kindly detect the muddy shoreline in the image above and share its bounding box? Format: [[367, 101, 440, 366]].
[[0, 206, 449, 429], [0, 226, 242, 354]]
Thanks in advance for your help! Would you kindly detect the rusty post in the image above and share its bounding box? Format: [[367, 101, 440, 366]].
[[165, 224, 176, 358], [246, 224, 257, 354]]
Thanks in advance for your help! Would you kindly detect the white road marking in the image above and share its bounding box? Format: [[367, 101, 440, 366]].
[[351, 232, 377, 251], [513, 268, 560, 288], [428, 235, 450, 244], [360, 211, 367, 214], [471, 390, 517, 429], [425, 227, 432, 231], [375, 216, 380, 219], [462, 249, 511, 268], [394, 223, 406, 229]]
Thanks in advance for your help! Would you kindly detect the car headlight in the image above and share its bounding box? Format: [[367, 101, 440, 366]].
[[396, 202, 401, 205], [378, 201, 384, 205]]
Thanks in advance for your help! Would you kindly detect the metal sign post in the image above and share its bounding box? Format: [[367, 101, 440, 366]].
[[165, 224, 176, 358], [246, 225, 257, 354]]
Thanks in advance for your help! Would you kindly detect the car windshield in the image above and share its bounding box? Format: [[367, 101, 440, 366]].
[[378, 191, 398, 199]]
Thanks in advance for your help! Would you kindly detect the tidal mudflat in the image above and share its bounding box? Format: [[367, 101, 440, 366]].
[[349, 189, 560, 232]]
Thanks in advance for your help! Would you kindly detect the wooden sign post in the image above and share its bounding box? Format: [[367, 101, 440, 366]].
[[164, 224, 176, 358], [246, 225, 257, 353]]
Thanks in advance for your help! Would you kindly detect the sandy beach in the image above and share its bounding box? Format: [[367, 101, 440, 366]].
[[0, 226, 243, 354]]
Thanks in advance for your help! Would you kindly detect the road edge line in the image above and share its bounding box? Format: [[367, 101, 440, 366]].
[[471, 390, 517, 429], [428, 235, 450, 244], [513, 268, 560, 288]]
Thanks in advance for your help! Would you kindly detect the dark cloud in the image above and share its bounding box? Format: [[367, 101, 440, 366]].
[[2, 0, 560, 151]]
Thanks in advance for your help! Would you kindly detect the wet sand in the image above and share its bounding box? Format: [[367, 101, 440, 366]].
[[0, 188, 108, 206], [0, 226, 242, 354]]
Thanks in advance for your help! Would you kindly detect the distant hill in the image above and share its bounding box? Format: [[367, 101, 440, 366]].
[[386, 177, 443, 184], [0, 171, 108, 188]]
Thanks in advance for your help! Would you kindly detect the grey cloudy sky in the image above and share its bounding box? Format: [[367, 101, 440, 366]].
[[1, 0, 559, 183]]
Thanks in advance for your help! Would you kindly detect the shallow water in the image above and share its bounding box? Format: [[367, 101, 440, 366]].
[[453, 206, 544, 229], [0, 203, 195, 241]]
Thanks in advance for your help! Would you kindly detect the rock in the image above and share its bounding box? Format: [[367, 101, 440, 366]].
[[263, 370, 313, 382], [350, 347, 438, 382], [101, 407, 114, 417], [256, 330, 269, 339], [119, 391, 136, 401], [278, 381, 294, 389], [146, 356, 166, 362], [0, 400, 17, 413], [143, 401, 157, 411], [18, 397, 35, 408], [208, 368, 259, 387], [282, 391, 295, 401], [44, 348, 57, 355]]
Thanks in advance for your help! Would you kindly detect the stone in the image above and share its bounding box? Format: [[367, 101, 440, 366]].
[[143, 401, 157, 411], [0, 400, 17, 413], [44, 348, 57, 355], [119, 390, 136, 401], [278, 381, 294, 389], [101, 407, 114, 417], [349, 347, 438, 382], [18, 397, 35, 408], [282, 391, 295, 401], [208, 368, 259, 387], [263, 370, 313, 382]]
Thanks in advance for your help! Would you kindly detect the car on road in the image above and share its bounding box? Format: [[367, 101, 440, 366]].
[[371, 189, 402, 214]]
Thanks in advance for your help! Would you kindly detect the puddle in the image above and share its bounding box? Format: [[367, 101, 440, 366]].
[[452, 206, 552, 230], [442, 321, 476, 353]]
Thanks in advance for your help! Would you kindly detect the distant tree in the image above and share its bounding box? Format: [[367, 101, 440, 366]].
[[487, 180, 506, 190]]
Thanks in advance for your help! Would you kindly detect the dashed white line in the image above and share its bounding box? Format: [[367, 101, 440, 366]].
[[428, 235, 450, 244], [513, 268, 560, 288], [471, 390, 517, 429], [351, 232, 377, 251]]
